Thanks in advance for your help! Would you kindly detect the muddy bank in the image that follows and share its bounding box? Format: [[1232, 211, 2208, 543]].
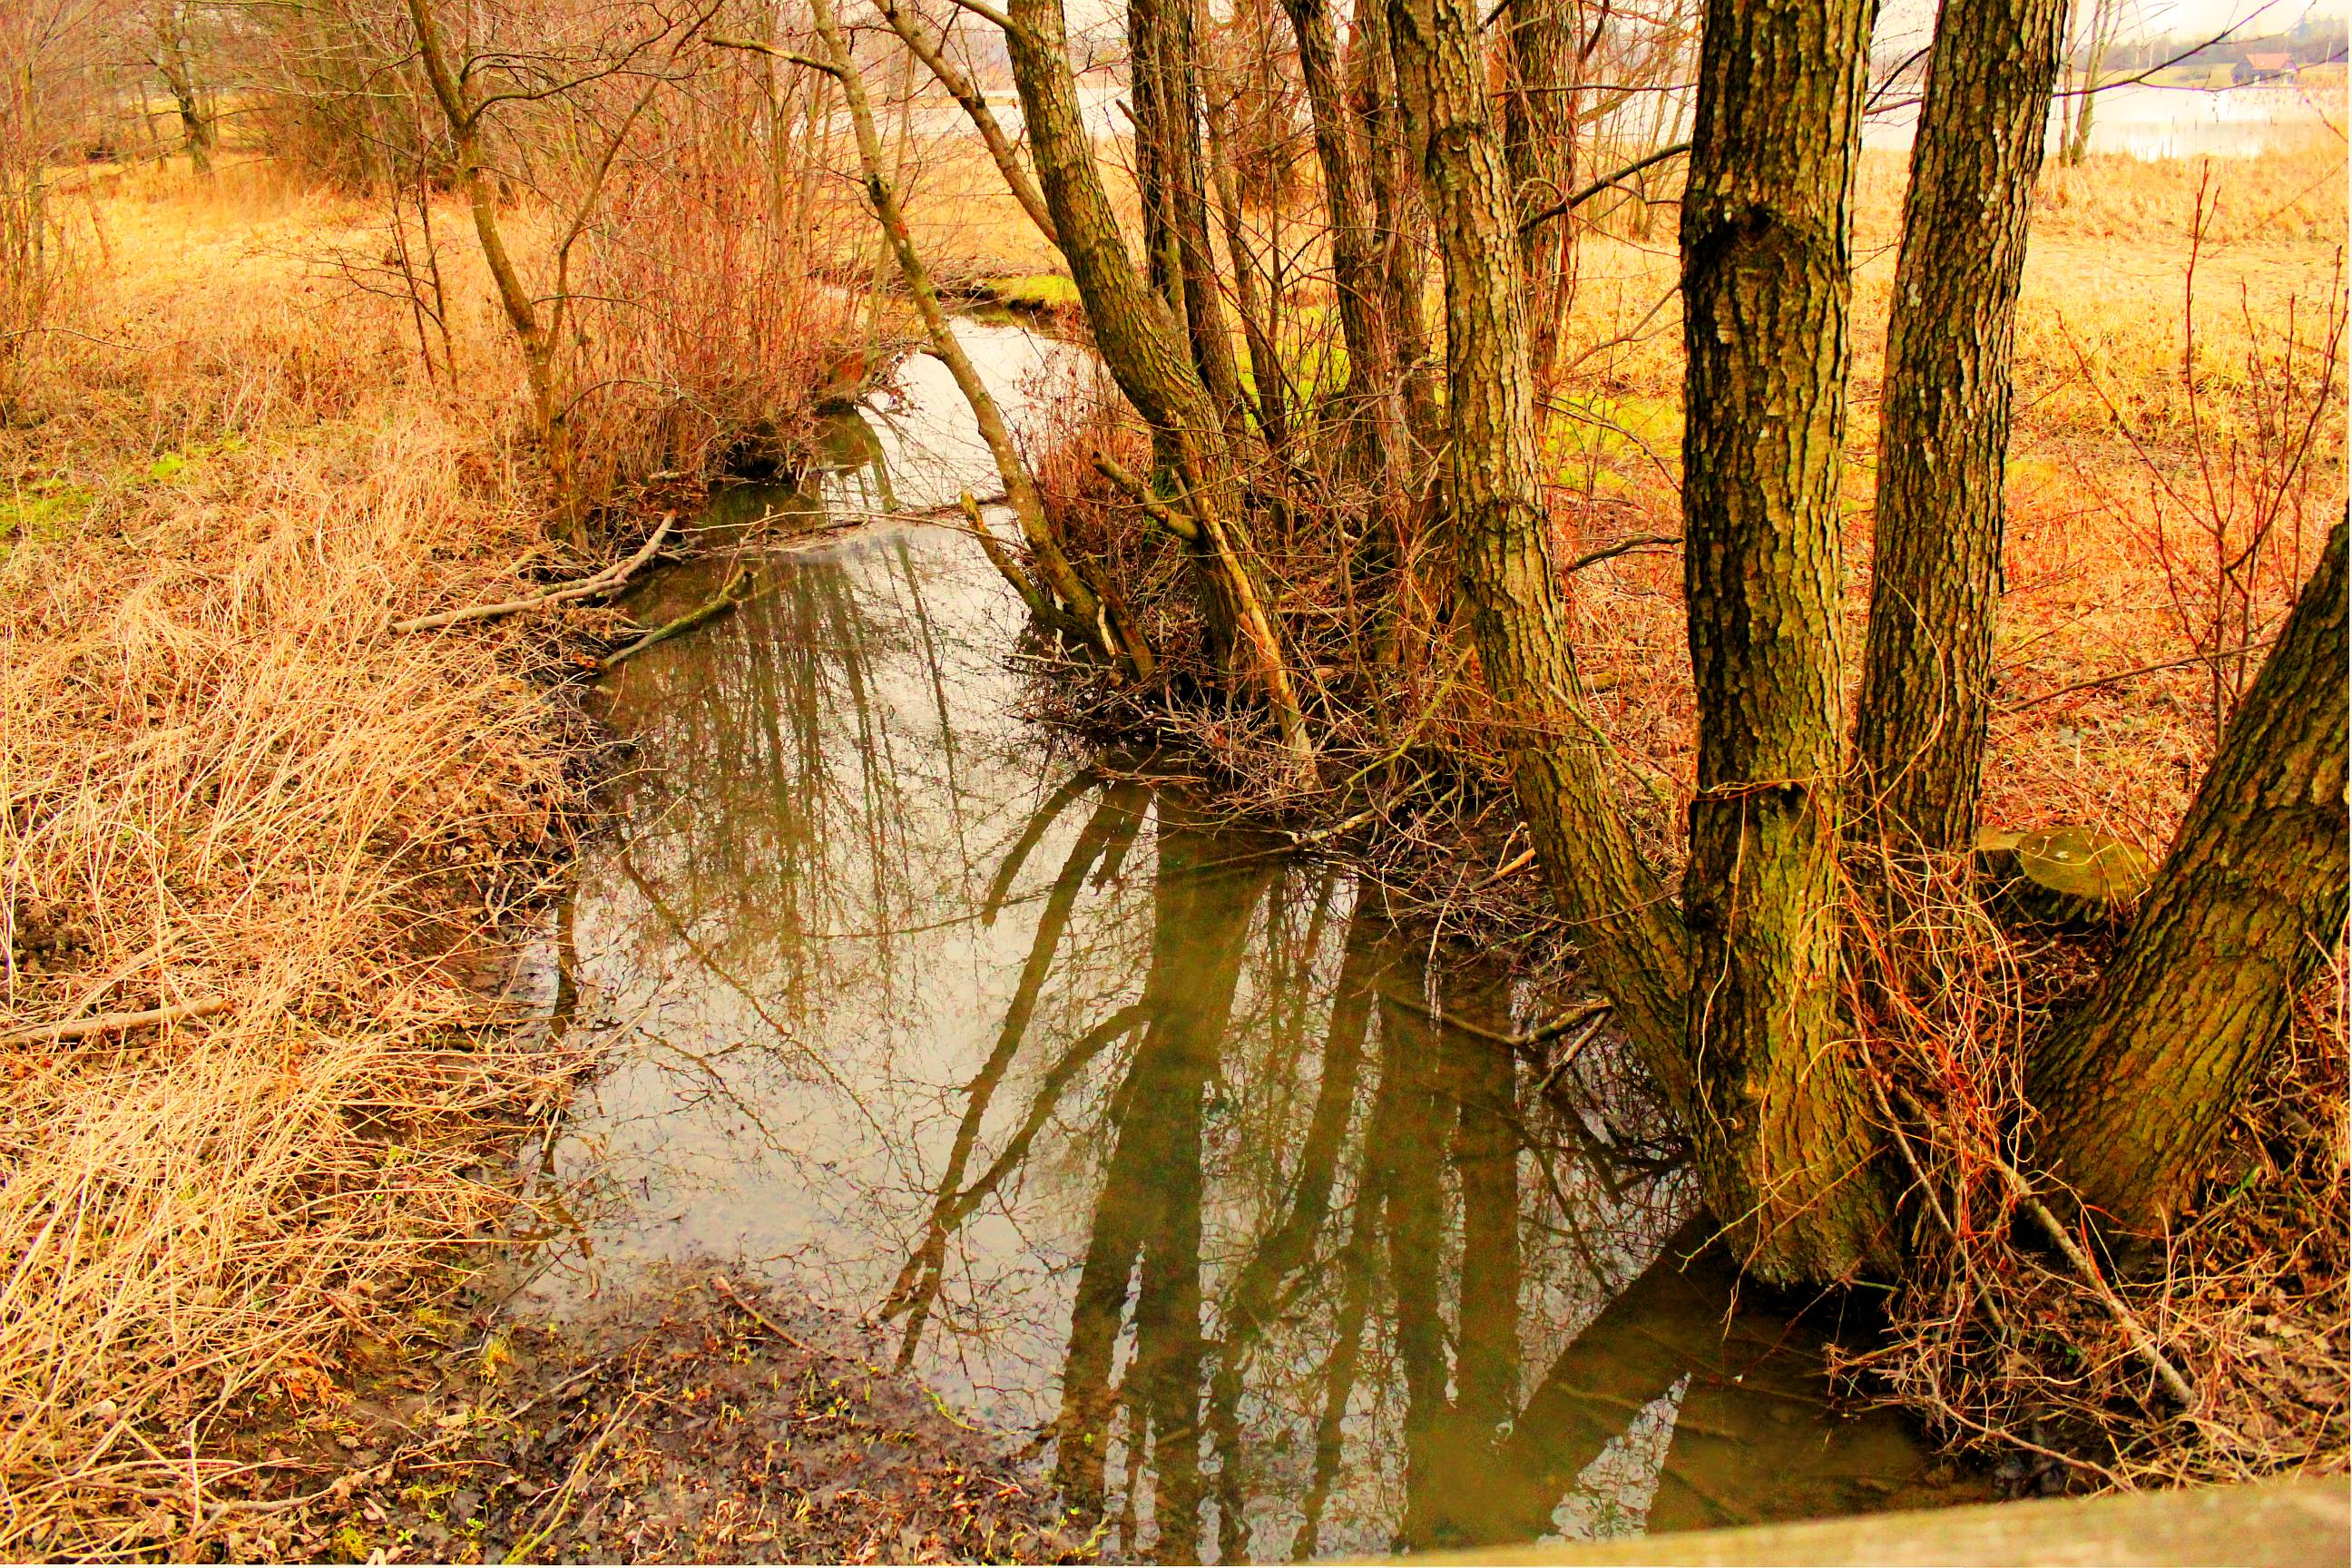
[[215, 1266, 1087, 1564]]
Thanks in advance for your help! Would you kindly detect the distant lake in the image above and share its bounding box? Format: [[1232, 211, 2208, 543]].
[[1865, 79, 2344, 160]]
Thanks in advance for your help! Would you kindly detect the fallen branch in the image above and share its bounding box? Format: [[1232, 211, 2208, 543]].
[[1998, 637, 2278, 713], [1376, 987, 1610, 1056], [390, 513, 674, 633], [597, 566, 751, 670], [1566, 534, 1681, 573], [0, 997, 230, 1046]]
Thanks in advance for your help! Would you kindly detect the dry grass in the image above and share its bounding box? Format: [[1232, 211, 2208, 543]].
[[0, 164, 629, 1557], [1836, 857, 2348, 1492]]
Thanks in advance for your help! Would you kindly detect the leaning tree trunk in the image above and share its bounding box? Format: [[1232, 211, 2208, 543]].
[[804, 0, 1150, 680], [1853, 0, 2066, 853], [1679, 0, 1894, 1282], [2030, 523, 2349, 1231], [1384, 0, 1693, 1111], [999, 0, 1310, 760]]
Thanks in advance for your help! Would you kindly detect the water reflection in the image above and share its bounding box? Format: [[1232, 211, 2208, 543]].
[[525, 511, 1975, 1558]]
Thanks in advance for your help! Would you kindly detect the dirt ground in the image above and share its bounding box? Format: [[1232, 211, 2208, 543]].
[[211, 1265, 1093, 1564]]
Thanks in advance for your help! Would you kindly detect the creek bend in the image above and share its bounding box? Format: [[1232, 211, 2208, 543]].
[[513, 318, 1983, 1559]]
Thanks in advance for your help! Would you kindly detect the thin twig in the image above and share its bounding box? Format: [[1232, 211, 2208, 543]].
[[709, 1273, 823, 1357], [1565, 534, 1681, 573], [1999, 637, 2278, 713]]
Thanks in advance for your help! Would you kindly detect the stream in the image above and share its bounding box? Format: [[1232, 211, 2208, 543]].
[[509, 318, 1984, 1560]]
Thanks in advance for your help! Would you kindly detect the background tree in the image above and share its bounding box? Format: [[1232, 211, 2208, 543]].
[[1853, 0, 2068, 852]]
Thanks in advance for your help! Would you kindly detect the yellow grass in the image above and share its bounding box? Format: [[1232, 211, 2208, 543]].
[[1, 162, 602, 1556]]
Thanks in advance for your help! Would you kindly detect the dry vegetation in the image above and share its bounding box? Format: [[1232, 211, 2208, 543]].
[[0, 155, 836, 1555], [0, 27, 2342, 1553]]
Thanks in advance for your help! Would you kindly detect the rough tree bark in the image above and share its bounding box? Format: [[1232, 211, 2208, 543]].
[[1279, 0, 1412, 549], [1349, 0, 1441, 451], [1001, 0, 1311, 760], [1129, 0, 1248, 429], [1680, 0, 1894, 1280], [1853, 0, 2066, 852], [1385, 0, 1693, 1111], [2030, 522, 2349, 1230]]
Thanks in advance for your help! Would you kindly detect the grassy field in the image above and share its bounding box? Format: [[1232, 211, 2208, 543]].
[[1, 103, 2343, 1551]]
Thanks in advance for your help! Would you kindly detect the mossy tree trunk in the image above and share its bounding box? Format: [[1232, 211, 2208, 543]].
[[1679, 0, 1894, 1281], [1853, 0, 2066, 852], [2030, 523, 2349, 1230], [1384, 0, 1693, 1111]]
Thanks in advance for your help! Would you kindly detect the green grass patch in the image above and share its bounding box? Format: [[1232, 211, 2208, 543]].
[[982, 273, 1082, 311]]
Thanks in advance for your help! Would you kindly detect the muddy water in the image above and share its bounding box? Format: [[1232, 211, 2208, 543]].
[[517, 322, 1979, 1560]]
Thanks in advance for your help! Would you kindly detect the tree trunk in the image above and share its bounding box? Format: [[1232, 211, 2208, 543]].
[[154, 6, 212, 175], [1001, 0, 1310, 759], [1502, 0, 1578, 385], [1349, 0, 1441, 453], [1853, 0, 2066, 852], [2064, 0, 2117, 165], [2030, 522, 2349, 1231], [807, 0, 1150, 678], [406, 0, 576, 542], [1130, 0, 1248, 430], [1384, 0, 1693, 1110], [1279, 0, 1412, 559], [1679, 0, 1894, 1282]]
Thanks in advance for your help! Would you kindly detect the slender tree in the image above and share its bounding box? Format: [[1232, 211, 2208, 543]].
[[1854, 0, 2067, 852], [1679, 0, 1894, 1280], [998, 0, 1311, 759], [1384, 0, 1693, 1118], [780, 0, 1151, 678], [2030, 522, 2349, 1230]]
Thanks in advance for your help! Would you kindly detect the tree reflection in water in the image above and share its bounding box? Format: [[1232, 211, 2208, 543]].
[[525, 520, 1975, 1563]]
